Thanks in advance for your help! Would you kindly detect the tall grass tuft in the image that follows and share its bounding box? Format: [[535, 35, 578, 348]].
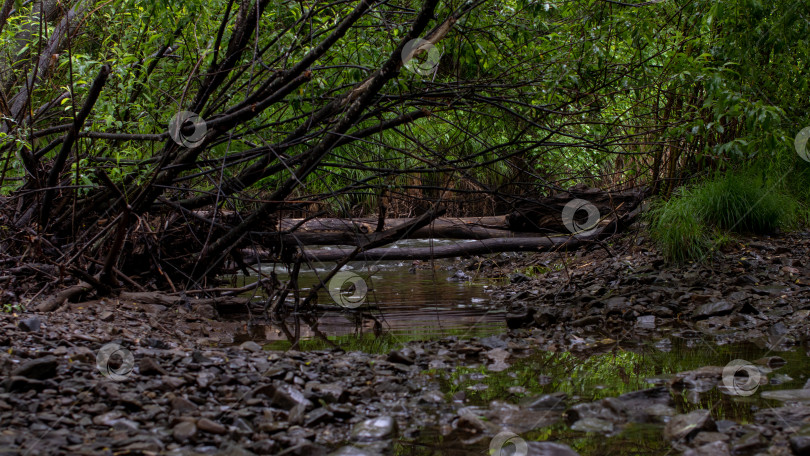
[[648, 171, 801, 263]]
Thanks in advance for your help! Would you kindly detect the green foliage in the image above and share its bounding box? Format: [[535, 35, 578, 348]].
[[649, 171, 801, 262], [648, 191, 710, 264]]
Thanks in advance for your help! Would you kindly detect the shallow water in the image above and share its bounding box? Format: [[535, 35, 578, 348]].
[[406, 336, 809, 455], [230, 241, 810, 455], [232, 239, 505, 350]]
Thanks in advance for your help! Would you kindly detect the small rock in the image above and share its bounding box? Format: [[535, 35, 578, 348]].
[[351, 416, 397, 442], [636, 315, 656, 329], [197, 418, 227, 435], [239, 341, 263, 352], [288, 403, 306, 425], [328, 446, 375, 456], [138, 358, 167, 376], [304, 408, 334, 427], [526, 441, 580, 456], [684, 441, 730, 456], [664, 410, 716, 441], [98, 311, 114, 322], [172, 421, 197, 442], [170, 396, 197, 413], [761, 389, 810, 402], [386, 349, 414, 365], [273, 382, 312, 410], [510, 273, 531, 284], [93, 411, 123, 427], [571, 417, 614, 433], [12, 356, 57, 379], [790, 435, 810, 456], [18, 317, 41, 332], [692, 301, 735, 320], [521, 393, 567, 410]]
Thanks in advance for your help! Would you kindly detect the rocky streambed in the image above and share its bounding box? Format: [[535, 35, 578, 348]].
[[1, 232, 810, 455]]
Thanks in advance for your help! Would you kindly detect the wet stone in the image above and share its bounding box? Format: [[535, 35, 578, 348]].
[[273, 382, 313, 410], [12, 356, 57, 379], [197, 418, 226, 435], [522, 392, 567, 410], [138, 358, 167, 376], [172, 420, 197, 442], [386, 349, 414, 365], [329, 446, 377, 456], [351, 416, 397, 442], [170, 396, 197, 413], [684, 441, 730, 456], [571, 417, 614, 433], [526, 441, 580, 456], [761, 389, 810, 402], [790, 436, 810, 456], [664, 410, 716, 441], [305, 407, 334, 427], [693, 301, 735, 320], [731, 431, 766, 453], [239, 341, 263, 352], [18, 317, 41, 332]]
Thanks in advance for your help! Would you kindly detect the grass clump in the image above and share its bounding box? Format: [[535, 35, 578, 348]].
[[649, 171, 801, 263]]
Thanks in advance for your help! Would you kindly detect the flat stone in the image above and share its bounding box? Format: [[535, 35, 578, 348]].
[[12, 356, 57, 379], [521, 392, 568, 410], [351, 416, 397, 442], [305, 407, 334, 427], [197, 418, 227, 435], [571, 417, 614, 433], [683, 441, 730, 456], [664, 410, 716, 441], [172, 421, 197, 442], [790, 435, 810, 456], [239, 341, 263, 352], [138, 358, 167, 376], [386, 349, 414, 365], [288, 403, 306, 425], [692, 301, 735, 319], [526, 441, 580, 456], [98, 311, 115, 322], [761, 389, 810, 402], [312, 383, 347, 403], [170, 396, 197, 413], [272, 382, 312, 410], [328, 446, 376, 456], [18, 317, 41, 332]]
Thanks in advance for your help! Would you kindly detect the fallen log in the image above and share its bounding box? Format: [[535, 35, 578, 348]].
[[250, 205, 643, 263], [270, 186, 646, 246], [273, 216, 524, 245], [300, 236, 571, 262]]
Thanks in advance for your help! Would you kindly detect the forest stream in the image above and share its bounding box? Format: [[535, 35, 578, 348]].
[[2, 233, 810, 456]]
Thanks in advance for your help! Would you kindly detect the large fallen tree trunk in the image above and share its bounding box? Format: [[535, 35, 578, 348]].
[[274, 216, 539, 245], [273, 186, 647, 246], [245, 204, 643, 263]]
